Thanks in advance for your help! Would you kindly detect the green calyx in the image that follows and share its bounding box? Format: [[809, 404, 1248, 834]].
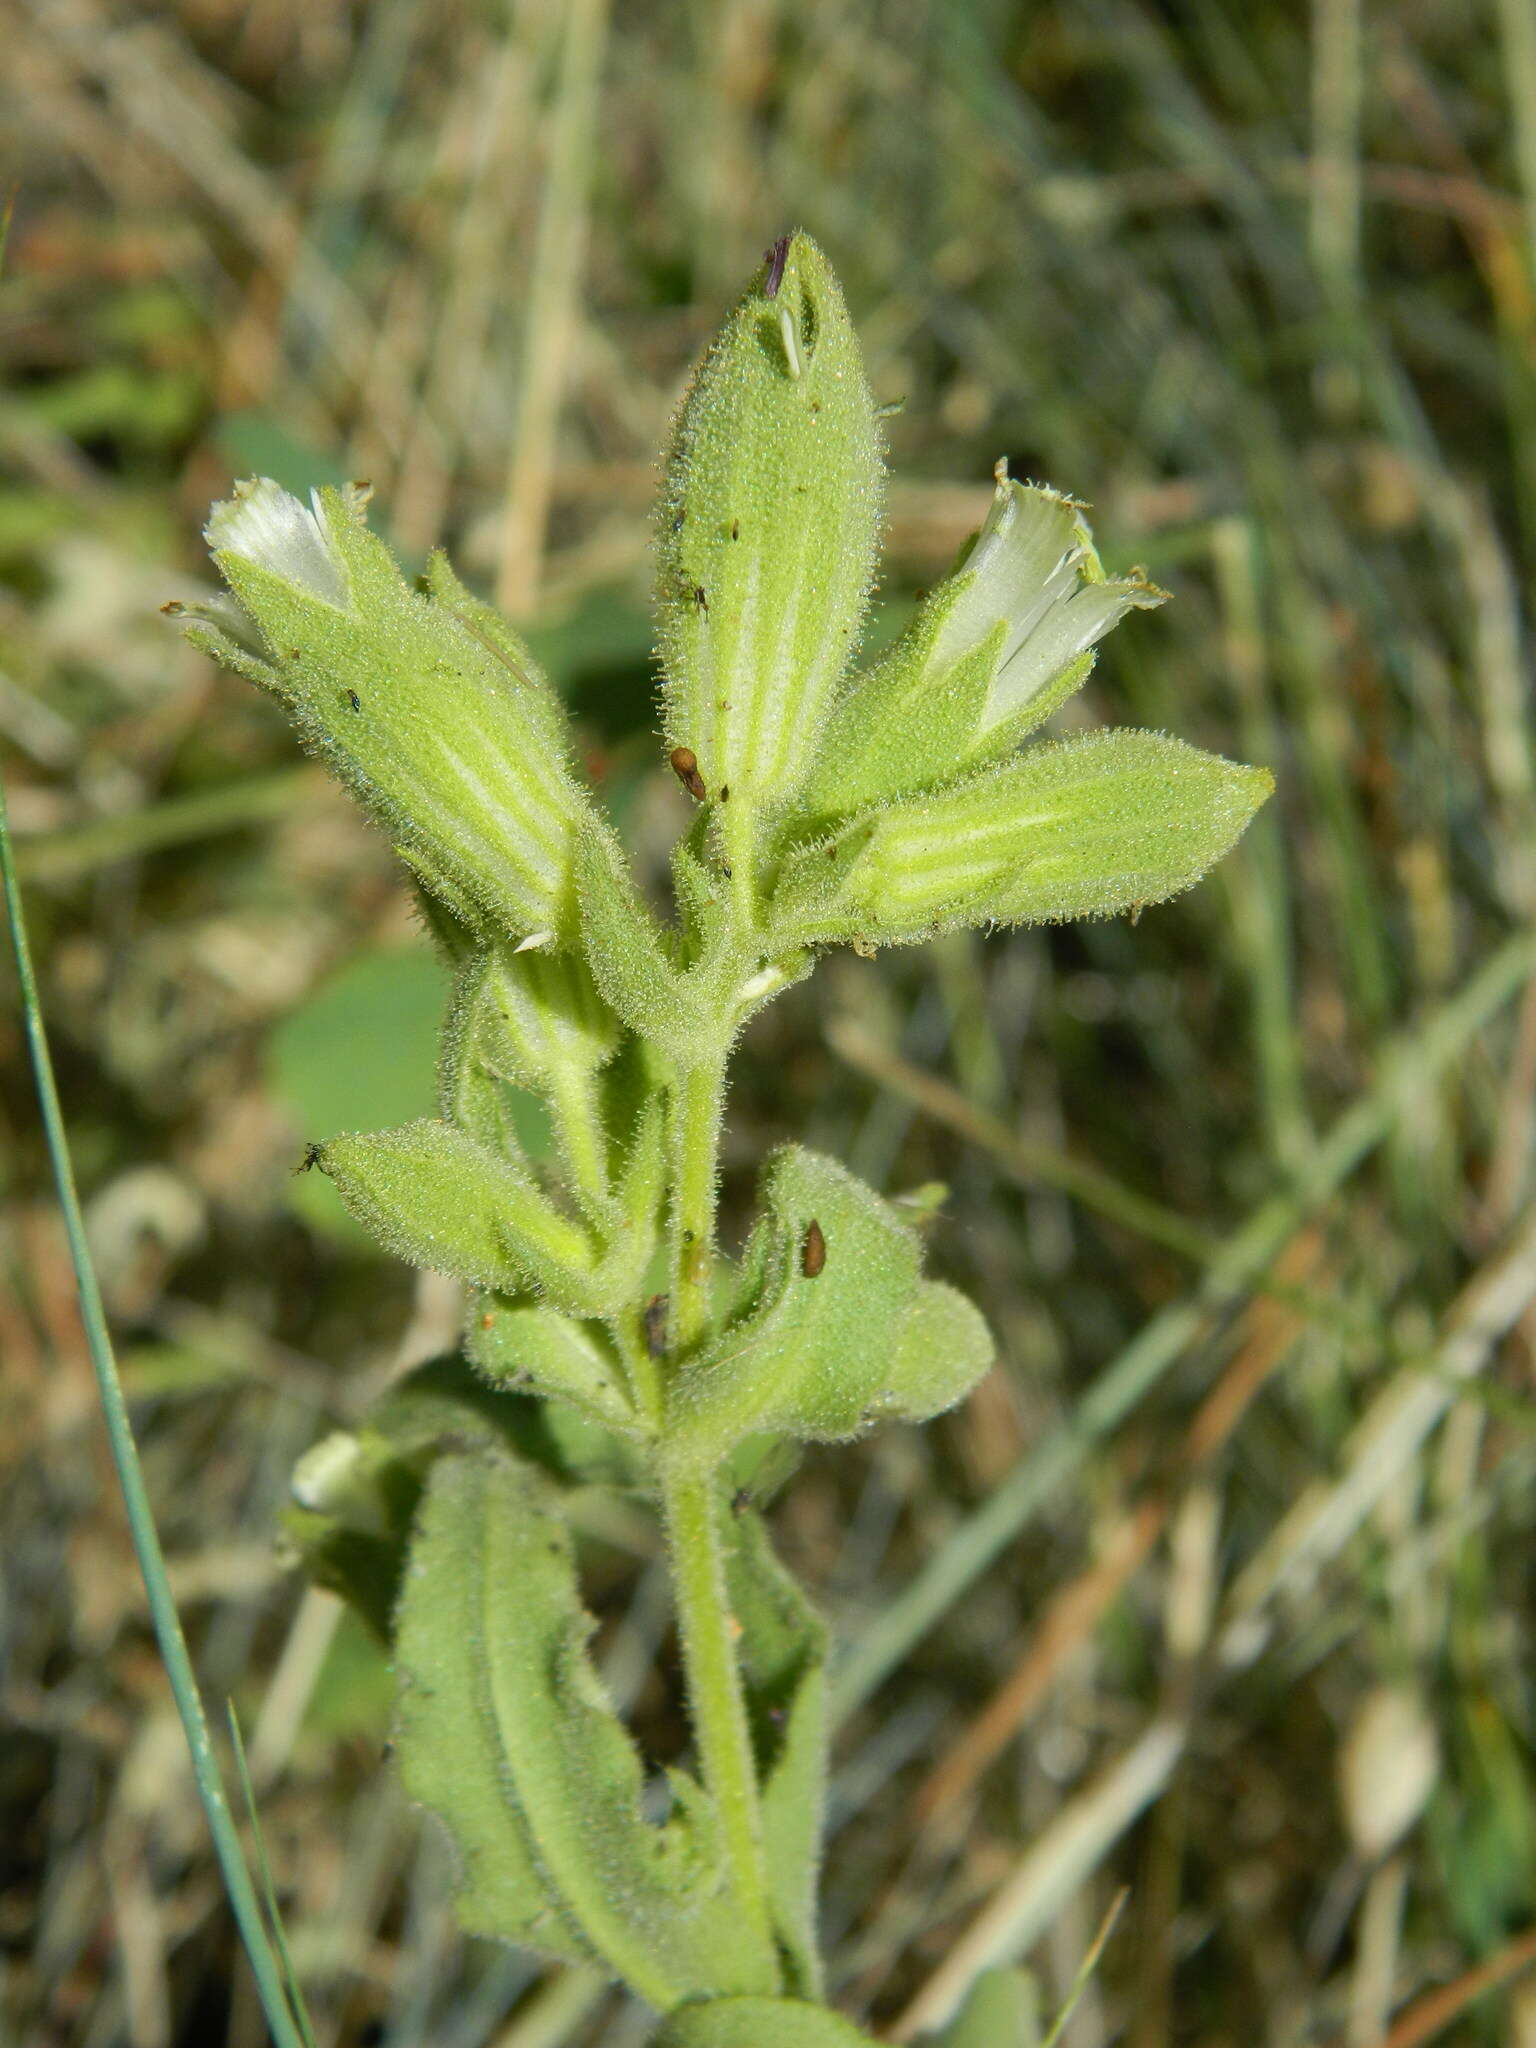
[[184, 231, 1269, 2026]]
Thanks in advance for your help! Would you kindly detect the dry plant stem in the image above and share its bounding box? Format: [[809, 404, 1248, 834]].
[[1364, 1921, 1536, 2048]]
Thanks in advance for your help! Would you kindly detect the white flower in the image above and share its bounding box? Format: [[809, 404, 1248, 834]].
[[204, 477, 350, 609], [934, 466, 1164, 737]]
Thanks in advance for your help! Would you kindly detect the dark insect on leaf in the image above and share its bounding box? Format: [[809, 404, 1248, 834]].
[[801, 1218, 826, 1278], [643, 1292, 669, 1359], [346, 689, 362, 711], [293, 1142, 323, 1175], [669, 746, 708, 802]]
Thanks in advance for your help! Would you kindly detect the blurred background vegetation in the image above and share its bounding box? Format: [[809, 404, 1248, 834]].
[[5, 0, 1536, 2042]]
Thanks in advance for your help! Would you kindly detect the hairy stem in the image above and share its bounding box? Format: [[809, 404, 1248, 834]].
[[668, 1048, 726, 1350], [547, 1064, 609, 1213], [659, 1031, 780, 1975], [660, 1459, 780, 1982]]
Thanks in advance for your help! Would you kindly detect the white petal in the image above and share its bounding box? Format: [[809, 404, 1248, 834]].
[[933, 477, 1163, 736], [205, 478, 348, 608]]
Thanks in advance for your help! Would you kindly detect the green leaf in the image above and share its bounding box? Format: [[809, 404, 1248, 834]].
[[883, 1281, 997, 1428], [459, 943, 620, 1093], [932, 1968, 1041, 2047], [656, 233, 882, 837], [283, 1351, 602, 1638], [667, 1147, 992, 1462], [319, 1118, 616, 1312], [775, 731, 1273, 950], [395, 1452, 782, 2005], [188, 481, 595, 943], [651, 1998, 877, 2046], [466, 1295, 645, 1436], [442, 942, 619, 1210]]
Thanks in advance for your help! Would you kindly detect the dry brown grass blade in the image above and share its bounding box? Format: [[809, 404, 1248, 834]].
[[1358, 1923, 1536, 2048], [913, 1230, 1325, 1827]]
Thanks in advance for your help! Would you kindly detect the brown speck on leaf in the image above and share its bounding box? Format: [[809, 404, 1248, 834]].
[[693, 584, 709, 612], [346, 689, 361, 711], [730, 519, 740, 540], [160, 599, 185, 616], [802, 1218, 827, 1278], [480, 1311, 495, 1330], [670, 746, 707, 801], [719, 784, 730, 803]]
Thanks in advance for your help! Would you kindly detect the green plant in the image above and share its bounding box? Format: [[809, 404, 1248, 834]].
[[175, 233, 1269, 2042]]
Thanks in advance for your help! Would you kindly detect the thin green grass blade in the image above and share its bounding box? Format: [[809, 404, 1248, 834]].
[[1037, 1889, 1127, 2048], [228, 1706, 320, 2048], [0, 767, 310, 2048]]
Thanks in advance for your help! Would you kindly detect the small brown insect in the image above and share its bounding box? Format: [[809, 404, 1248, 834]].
[[731, 1487, 752, 1515], [669, 746, 707, 802], [764, 233, 791, 298], [643, 1293, 669, 1359], [730, 519, 741, 541], [693, 584, 709, 612], [293, 1142, 323, 1175], [719, 783, 730, 803], [801, 1218, 827, 1278], [346, 689, 361, 711], [480, 1311, 496, 1331]]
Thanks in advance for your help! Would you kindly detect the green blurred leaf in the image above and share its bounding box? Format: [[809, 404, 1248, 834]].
[[933, 1968, 1041, 2047], [651, 1997, 876, 2045]]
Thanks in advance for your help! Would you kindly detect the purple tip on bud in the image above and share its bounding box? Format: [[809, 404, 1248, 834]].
[[763, 234, 791, 299]]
